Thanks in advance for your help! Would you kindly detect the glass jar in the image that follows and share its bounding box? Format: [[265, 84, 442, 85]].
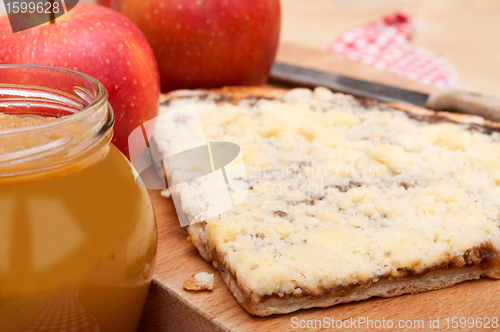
[[0, 65, 157, 332]]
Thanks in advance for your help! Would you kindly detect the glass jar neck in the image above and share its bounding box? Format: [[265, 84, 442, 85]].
[[0, 65, 113, 184]]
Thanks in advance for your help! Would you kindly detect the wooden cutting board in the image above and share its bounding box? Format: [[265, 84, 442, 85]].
[[138, 44, 500, 332]]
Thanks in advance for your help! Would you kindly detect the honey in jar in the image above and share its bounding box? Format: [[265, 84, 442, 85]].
[[0, 65, 157, 332]]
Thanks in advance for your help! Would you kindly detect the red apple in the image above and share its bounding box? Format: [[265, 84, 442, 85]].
[[97, 0, 112, 7], [111, 0, 281, 92], [0, 4, 160, 158]]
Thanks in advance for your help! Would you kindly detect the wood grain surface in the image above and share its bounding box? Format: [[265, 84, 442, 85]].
[[138, 45, 500, 331], [275, 43, 434, 95]]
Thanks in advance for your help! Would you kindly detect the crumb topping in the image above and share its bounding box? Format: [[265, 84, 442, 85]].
[[155, 87, 500, 297], [183, 272, 215, 291]]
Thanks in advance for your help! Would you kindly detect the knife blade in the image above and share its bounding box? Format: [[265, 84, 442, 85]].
[[269, 62, 429, 106], [269, 62, 500, 122]]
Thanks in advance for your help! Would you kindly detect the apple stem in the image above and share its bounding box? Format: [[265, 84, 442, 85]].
[[49, 0, 55, 24]]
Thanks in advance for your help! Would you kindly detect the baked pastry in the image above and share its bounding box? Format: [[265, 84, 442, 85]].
[[153, 86, 500, 316], [183, 272, 215, 291]]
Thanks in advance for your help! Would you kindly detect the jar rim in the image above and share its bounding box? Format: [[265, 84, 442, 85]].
[[0, 64, 109, 135], [0, 64, 114, 181]]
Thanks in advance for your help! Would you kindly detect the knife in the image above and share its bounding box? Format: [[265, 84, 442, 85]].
[[269, 62, 500, 122]]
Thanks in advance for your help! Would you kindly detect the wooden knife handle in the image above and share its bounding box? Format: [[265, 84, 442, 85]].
[[426, 88, 500, 122]]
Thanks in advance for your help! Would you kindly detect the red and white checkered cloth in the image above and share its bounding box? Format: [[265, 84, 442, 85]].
[[325, 11, 457, 87]]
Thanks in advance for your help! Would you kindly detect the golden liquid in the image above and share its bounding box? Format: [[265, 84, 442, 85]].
[[0, 113, 55, 129], [0, 145, 157, 332]]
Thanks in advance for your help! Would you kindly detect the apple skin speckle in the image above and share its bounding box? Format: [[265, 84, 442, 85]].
[[0, 4, 160, 158]]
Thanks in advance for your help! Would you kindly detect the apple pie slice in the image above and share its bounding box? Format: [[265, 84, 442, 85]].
[[153, 86, 500, 316]]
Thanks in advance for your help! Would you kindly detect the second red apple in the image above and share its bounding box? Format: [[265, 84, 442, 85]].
[[112, 0, 281, 92]]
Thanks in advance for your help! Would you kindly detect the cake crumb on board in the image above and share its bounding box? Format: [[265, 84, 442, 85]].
[[183, 272, 214, 291]]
